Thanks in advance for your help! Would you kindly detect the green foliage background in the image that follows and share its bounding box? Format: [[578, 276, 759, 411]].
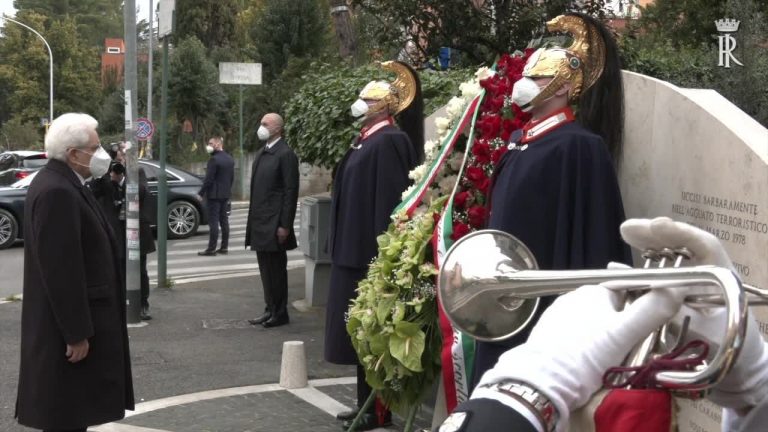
[[284, 64, 473, 169], [620, 0, 768, 127]]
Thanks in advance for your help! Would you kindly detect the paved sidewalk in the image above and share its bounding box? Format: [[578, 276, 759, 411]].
[[0, 266, 434, 432]]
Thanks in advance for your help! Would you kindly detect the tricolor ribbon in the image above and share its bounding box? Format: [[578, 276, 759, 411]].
[[432, 92, 485, 412], [395, 94, 482, 217]]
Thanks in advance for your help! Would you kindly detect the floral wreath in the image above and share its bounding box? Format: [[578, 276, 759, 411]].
[[345, 51, 533, 421]]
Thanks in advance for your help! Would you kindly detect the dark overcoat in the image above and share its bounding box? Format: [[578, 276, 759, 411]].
[[324, 125, 418, 364], [199, 150, 235, 200], [245, 138, 300, 251], [16, 159, 134, 430]]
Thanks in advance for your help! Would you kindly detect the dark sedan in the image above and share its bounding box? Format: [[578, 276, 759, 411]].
[[0, 150, 48, 186], [0, 159, 208, 249]]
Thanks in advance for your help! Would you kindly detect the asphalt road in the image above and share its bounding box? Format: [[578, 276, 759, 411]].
[[0, 227, 216, 300]]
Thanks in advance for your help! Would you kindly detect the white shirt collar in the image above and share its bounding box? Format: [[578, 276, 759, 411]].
[[266, 137, 281, 149], [71, 168, 87, 185]]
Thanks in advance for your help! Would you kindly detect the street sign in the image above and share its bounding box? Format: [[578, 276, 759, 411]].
[[158, 0, 175, 38], [136, 118, 155, 141], [219, 62, 262, 85]]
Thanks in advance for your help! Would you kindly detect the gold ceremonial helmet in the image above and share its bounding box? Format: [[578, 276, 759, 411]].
[[524, 14, 607, 107], [358, 61, 418, 116]]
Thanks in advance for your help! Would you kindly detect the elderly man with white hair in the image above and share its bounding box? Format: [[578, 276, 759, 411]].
[[15, 113, 134, 432]]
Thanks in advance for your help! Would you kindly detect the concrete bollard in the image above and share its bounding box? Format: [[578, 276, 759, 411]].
[[279, 341, 308, 389]]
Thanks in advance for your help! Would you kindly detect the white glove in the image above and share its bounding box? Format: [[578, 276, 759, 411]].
[[474, 283, 685, 432], [621, 218, 768, 417]]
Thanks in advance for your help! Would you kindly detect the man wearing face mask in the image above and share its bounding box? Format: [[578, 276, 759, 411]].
[[325, 61, 424, 431], [470, 13, 631, 388], [245, 113, 299, 328], [197, 136, 235, 256], [16, 113, 134, 431]]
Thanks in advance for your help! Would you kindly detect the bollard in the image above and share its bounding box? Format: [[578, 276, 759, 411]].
[[279, 341, 308, 389]]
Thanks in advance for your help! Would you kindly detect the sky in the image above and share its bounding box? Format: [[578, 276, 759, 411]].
[[0, 0, 153, 27]]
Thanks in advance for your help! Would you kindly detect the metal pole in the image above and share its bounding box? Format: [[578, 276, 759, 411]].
[[1, 16, 54, 121], [239, 84, 245, 200], [157, 36, 169, 290], [146, 0, 154, 158], [124, 0, 141, 324]]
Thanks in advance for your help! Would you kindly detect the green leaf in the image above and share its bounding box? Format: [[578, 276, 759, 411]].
[[389, 322, 426, 372]]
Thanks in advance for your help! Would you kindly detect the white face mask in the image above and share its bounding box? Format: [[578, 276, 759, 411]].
[[206, 145, 214, 154], [350, 99, 369, 118], [511, 77, 546, 112], [257, 126, 271, 141], [75, 146, 112, 178]]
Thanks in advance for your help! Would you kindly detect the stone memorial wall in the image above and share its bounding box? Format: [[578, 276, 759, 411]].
[[619, 71, 768, 432]]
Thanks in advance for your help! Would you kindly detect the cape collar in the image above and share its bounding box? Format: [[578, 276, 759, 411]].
[[520, 106, 575, 144], [351, 117, 394, 150]]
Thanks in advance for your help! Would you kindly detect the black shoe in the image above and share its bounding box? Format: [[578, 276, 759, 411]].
[[341, 413, 392, 431], [197, 250, 216, 256], [247, 312, 271, 326], [262, 315, 289, 328], [336, 408, 359, 421], [216, 248, 228, 255], [140, 306, 152, 321]]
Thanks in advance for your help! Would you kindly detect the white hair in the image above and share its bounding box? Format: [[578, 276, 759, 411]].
[[45, 113, 99, 161]]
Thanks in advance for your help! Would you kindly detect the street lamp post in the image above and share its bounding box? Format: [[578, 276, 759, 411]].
[[0, 15, 54, 122]]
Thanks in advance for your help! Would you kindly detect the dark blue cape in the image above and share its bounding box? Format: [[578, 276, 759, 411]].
[[472, 121, 632, 385], [325, 125, 418, 364]]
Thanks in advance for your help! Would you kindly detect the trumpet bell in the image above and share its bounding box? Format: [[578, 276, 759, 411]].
[[439, 230, 540, 341]]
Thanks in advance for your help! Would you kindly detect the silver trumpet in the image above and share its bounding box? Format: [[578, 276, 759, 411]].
[[437, 229, 765, 392]]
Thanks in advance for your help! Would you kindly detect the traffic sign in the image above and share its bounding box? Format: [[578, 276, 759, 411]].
[[135, 118, 155, 141]]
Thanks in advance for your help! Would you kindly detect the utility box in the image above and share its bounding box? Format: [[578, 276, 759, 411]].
[[299, 194, 332, 307]]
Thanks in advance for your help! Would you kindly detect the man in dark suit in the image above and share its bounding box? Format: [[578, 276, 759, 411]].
[[245, 113, 299, 328], [197, 136, 235, 256], [16, 113, 134, 431]]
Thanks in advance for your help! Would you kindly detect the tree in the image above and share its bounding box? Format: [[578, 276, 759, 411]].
[[0, 11, 53, 124], [174, 0, 241, 52], [350, 0, 608, 64], [13, 0, 123, 47], [330, 0, 358, 59], [252, 0, 331, 79], [168, 36, 229, 161]]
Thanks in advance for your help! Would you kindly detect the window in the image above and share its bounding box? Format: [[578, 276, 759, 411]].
[[107, 47, 121, 54]]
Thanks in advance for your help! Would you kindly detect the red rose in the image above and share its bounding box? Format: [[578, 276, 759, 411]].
[[500, 128, 512, 142], [472, 140, 492, 164], [451, 222, 471, 240], [465, 166, 486, 182], [467, 205, 487, 227], [474, 177, 490, 194], [491, 147, 508, 165], [453, 190, 472, 209]]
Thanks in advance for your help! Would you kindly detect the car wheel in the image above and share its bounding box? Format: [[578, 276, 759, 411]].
[[0, 208, 18, 249], [167, 201, 199, 239]]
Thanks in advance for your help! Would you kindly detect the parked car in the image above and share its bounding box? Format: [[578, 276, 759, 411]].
[[0, 159, 208, 249], [0, 151, 48, 186]]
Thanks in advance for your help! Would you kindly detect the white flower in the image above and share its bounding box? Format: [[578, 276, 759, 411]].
[[435, 117, 451, 136], [448, 152, 465, 172], [412, 204, 428, 218], [408, 164, 428, 183], [401, 184, 417, 201], [421, 186, 439, 204], [438, 174, 458, 193], [459, 81, 482, 99], [446, 96, 466, 119], [424, 139, 438, 161], [474, 67, 495, 81]]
